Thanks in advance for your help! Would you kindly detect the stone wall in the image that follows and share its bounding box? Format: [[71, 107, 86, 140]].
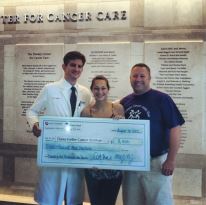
[[0, 0, 206, 204]]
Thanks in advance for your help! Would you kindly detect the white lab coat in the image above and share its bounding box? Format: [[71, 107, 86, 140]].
[[26, 78, 92, 205]]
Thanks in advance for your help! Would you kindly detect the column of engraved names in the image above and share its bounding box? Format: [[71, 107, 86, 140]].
[[21, 52, 55, 116], [86, 50, 120, 100], [153, 47, 194, 148]]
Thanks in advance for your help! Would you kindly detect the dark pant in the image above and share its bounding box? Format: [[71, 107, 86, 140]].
[[85, 170, 122, 205]]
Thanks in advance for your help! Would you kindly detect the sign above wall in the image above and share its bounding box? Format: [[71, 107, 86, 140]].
[[0, 10, 127, 24]]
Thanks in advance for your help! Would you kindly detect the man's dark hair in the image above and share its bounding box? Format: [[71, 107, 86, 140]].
[[90, 75, 110, 90], [131, 63, 151, 76], [63, 51, 86, 66]]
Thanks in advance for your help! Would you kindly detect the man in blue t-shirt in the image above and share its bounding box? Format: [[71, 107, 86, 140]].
[[120, 63, 185, 205]]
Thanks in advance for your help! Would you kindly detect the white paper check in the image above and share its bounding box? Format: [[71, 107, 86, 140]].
[[37, 116, 150, 171]]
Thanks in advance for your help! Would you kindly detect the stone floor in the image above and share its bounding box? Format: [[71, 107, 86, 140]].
[[174, 197, 204, 205], [0, 184, 204, 205], [0, 185, 36, 204], [0, 185, 90, 205]]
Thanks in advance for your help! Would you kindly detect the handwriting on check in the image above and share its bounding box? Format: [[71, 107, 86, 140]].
[[46, 153, 134, 163], [44, 135, 143, 164]]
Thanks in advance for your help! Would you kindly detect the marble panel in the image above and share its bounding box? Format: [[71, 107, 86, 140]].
[[77, 1, 130, 29], [145, 42, 204, 154], [3, 46, 16, 143], [15, 157, 38, 184], [0, 7, 4, 31], [3, 81, 15, 107], [3, 106, 15, 131], [64, 44, 77, 55], [203, 42, 206, 55], [4, 45, 15, 57], [130, 42, 144, 67], [0, 157, 3, 181], [64, 2, 77, 30], [0, 46, 4, 65], [76, 42, 132, 101], [0, 69, 3, 89], [130, 0, 144, 27], [4, 130, 18, 144], [3, 44, 64, 144], [174, 0, 202, 26], [173, 168, 202, 197], [0, 51, 4, 66], [203, 42, 206, 154], [4, 6, 16, 31], [144, 0, 173, 27], [0, 0, 54, 6], [4, 56, 15, 82], [203, 0, 206, 25]]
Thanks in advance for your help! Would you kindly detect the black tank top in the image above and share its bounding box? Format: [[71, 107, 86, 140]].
[[87, 103, 122, 180]]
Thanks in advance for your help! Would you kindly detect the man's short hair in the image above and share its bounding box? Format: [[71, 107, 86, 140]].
[[131, 63, 151, 76], [63, 51, 86, 66]]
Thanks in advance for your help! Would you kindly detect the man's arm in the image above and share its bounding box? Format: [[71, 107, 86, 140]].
[[32, 122, 41, 137], [161, 125, 181, 176]]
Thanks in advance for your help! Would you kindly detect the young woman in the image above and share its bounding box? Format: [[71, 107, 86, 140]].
[[81, 75, 125, 205]]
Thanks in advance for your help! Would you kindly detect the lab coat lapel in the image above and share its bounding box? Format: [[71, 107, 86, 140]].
[[57, 79, 71, 107], [57, 79, 81, 116]]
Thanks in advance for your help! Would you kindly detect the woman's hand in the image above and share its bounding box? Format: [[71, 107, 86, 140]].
[[113, 115, 124, 120]]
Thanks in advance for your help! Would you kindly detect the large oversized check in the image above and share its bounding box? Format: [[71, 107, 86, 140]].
[[37, 116, 150, 171]]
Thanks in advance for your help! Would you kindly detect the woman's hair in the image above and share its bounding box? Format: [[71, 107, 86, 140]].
[[90, 75, 110, 90]]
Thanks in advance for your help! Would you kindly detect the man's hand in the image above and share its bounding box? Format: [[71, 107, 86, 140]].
[[161, 126, 181, 176], [32, 122, 41, 137], [161, 159, 175, 176]]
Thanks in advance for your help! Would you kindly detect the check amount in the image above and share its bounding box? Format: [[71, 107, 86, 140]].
[[38, 116, 150, 171]]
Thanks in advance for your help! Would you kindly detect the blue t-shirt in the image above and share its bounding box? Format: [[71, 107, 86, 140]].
[[120, 89, 185, 157]]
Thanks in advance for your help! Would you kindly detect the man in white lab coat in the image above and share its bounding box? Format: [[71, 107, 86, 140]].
[[26, 51, 92, 205]]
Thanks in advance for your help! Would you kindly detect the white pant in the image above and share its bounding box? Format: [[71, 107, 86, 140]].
[[123, 154, 173, 205], [34, 167, 84, 205]]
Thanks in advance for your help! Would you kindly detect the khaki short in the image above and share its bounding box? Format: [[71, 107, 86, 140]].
[[122, 154, 173, 205]]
